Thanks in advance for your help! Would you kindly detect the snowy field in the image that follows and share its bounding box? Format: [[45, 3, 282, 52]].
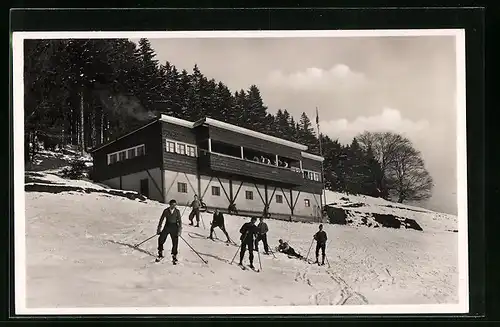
[[24, 176, 459, 310]]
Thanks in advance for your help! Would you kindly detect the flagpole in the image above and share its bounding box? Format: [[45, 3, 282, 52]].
[[316, 107, 327, 223]]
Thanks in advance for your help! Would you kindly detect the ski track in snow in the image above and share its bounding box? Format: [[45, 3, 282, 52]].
[[25, 191, 458, 308]]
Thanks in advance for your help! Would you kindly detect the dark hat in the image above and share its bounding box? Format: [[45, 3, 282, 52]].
[[169, 199, 177, 205], [319, 224, 323, 228]]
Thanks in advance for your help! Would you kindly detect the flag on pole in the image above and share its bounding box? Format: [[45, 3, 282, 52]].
[[315, 107, 319, 126]]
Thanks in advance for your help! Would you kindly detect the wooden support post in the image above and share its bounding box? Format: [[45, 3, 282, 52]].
[[208, 138, 212, 153], [275, 154, 279, 166], [240, 146, 244, 159]]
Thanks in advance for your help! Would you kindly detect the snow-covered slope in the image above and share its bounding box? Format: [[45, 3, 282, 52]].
[[324, 190, 458, 233], [23, 174, 459, 311]]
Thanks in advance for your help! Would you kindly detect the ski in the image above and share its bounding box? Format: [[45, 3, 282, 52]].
[[236, 263, 259, 272], [154, 256, 164, 263]]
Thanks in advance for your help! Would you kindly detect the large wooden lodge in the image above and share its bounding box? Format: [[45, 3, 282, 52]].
[[90, 114, 325, 222]]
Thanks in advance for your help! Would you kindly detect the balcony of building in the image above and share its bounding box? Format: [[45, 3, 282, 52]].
[[197, 139, 305, 186]]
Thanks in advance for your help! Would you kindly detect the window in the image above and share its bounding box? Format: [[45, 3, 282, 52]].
[[187, 145, 196, 157], [137, 145, 145, 156], [245, 191, 254, 200], [166, 141, 176, 153], [304, 199, 310, 207], [276, 194, 283, 203], [127, 148, 136, 159], [107, 144, 145, 165], [109, 153, 118, 164], [303, 169, 320, 182], [177, 143, 186, 155], [177, 182, 187, 193], [212, 186, 220, 196]]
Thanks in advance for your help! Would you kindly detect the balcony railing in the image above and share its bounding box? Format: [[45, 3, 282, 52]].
[[198, 151, 305, 186]]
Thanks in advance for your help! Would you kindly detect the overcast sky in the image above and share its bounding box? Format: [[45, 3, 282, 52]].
[[139, 35, 459, 215]]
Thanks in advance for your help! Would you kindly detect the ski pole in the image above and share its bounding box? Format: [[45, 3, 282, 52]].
[[179, 235, 208, 264], [200, 214, 206, 229], [305, 239, 314, 263], [134, 234, 157, 248], [256, 237, 263, 271], [325, 255, 331, 268], [180, 204, 189, 218], [230, 232, 247, 264]]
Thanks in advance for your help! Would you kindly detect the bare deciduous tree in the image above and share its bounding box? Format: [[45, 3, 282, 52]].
[[356, 131, 434, 203], [390, 142, 433, 203]]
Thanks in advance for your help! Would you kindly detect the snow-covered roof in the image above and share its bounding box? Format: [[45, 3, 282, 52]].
[[159, 114, 195, 128], [91, 114, 313, 153], [194, 117, 308, 151], [301, 152, 324, 162]]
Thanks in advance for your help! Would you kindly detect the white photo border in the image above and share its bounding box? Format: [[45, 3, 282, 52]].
[[12, 29, 468, 316]]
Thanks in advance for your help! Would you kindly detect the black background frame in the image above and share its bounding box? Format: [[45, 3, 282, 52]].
[[7, 4, 489, 326]]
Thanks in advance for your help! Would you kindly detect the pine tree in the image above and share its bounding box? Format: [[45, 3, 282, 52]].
[[187, 64, 205, 120], [133, 38, 164, 114], [245, 85, 268, 132], [297, 112, 319, 153], [232, 90, 248, 128], [213, 82, 235, 122]]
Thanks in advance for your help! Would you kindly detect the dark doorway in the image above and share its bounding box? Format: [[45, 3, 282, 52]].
[[140, 178, 149, 198]]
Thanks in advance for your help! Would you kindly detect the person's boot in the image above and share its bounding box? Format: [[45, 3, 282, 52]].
[[189, 220, 193, 226], [321, 255, 325, 266], [172, 254, 178, 264], [314, 257, 319, 264], [249, 262, 255, 269], [195, 221, 200, 227], [158, 250, 164, 258]]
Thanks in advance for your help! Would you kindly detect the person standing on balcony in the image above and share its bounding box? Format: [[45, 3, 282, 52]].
[[254, 217, 270, 255], [189, 194, 201, 227]]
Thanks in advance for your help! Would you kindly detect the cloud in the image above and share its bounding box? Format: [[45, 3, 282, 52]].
[[266, 64, 366, 91], [320, 108, 430, 144]]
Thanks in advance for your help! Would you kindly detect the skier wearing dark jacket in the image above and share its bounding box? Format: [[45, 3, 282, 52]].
[[238, 217, 260, 268], [189, 194, 201, 227], [277, 239, 304, 259], [313, 224, 328, 265], [254, 217, 270, 254], [209, 208, 231, 242], [156, 199, 183, 263]]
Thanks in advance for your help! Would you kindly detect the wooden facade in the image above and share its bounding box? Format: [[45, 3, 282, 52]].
[[91, 114, 325, 221]]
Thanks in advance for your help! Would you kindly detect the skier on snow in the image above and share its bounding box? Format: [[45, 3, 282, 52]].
[[238, 217, 260, 269], [313, 224, 328, 265], [188, 194, 201, 227], [209, 208, 231, 243], [156, 199, 183, 264], [254, 217, 270, 255], [276, 239, 304, 259]]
